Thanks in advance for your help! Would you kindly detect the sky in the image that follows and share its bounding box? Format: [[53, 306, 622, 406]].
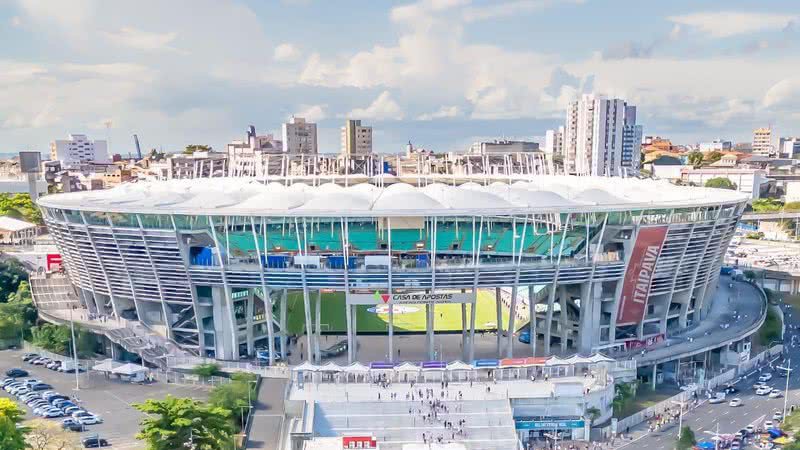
[[1, 0, 800, 156]]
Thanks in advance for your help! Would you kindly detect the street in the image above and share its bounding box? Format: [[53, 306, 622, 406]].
[[616, 300, 797, 450]]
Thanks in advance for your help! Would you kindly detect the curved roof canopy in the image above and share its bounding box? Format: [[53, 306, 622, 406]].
[[38, 175, 748, 217]]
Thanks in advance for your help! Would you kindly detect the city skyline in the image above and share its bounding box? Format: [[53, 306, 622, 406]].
[[1, 0, 799, 154]]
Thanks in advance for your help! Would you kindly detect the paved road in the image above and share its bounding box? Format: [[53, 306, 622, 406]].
[[247, 378, 287, 450], [615, 301, 797, 450]]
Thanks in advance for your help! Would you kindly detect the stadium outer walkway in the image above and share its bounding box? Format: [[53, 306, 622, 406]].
[[246, 378, 288, 450]]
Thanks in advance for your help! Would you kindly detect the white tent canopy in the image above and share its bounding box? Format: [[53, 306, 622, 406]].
[[342, 362, 369, 373], [319, 362, 342, 372], [395, 362, 421, 372], [91, 359, 121, 372], [446, 361, 473, 371], [293, 361, 319, 372], [589, 353, 614, 363], [111, 362, 148, 375]]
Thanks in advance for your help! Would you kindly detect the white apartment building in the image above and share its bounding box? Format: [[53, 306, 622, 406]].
[[226, 126, 283, 157], [752, 127, 773, 157], [779, 137, 800, 158], [544, 126, 564, 155], [468, 140, 539, 155], [563, 95, 641, 176], [340, 119, 372, 156], [699, 140, 732, 153], [680, 167, 767, 199], [282, 117, 318, 155], [49, 134, 108, 169]]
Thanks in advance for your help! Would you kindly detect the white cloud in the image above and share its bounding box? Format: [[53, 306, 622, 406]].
[[763, 78, 800, 109], [10, 16, 22, 27], [274, 43, 301, 61], [417, 105, 461, 120], [668, 12, 798, 38], [102, 27, 178, 51], [463, 0, 583, 23], [347, 91, 404, 120], [294, 104, 327, 122]]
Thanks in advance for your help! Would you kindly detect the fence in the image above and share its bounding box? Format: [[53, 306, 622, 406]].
[[613, 388, 694, 435], [167, 355, 291, 379]]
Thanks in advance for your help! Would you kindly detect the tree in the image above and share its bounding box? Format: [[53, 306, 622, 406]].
[[704, 151, 723, 164], [184, 145, 212, 155], [687, 152, 704, 167], [752, 198, 784, 213], [676, 426, 696, 450], [704, 177, 736, 190], [0, 399, 26, 450], [0, 259, 28, 303], [585, 406, 601, 427], [743, 270, 757, 282], [25, 418, 80, 450], [134, 395, 234, 450], [30, 323, 94, 357], [612, 381, 637, 415], [192, 363, 221, 379], [0, 193, 43, 224], [209, 372, 257, 429]]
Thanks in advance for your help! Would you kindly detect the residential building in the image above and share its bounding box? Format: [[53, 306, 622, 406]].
[[149, 151, 229, 180], [779, 137, 800, 158], [468, 140, 539, 155], [49, 134, 108, 169], [282, 117, 318, 155], [752, 127, 774, 157], [0, 216, 37, 246], [543, 127, 564, 155], [680, 167, 768, 199], [699, 140, 732, 153], [340, 119, 373, 156], [621, 105, 643, 173], [226, 126, 283, 158], [563, 94, 641, 176], [709, 154, 738, 167]]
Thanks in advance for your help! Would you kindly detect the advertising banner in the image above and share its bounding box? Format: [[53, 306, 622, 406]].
[[624, 334, 665, 351], [617, 225, 669, 324], [514, 419, 585, 430], [347, 290, 475, 305]]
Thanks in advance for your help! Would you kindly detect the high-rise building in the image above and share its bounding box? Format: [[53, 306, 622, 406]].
[[563, 95, 641, 176], [752, 127, 773, 157], [49, 134, 108, 169], [282, 117, 318, 155], [543, 126, 564, 155], [340, 119, 372, 156], [778, 137, 800, 158]]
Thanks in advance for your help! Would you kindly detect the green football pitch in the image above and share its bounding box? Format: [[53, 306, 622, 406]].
[[282, 290, 510, 334]]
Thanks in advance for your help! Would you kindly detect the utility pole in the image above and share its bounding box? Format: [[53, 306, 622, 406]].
[[777, 361, 792, 420], [70, 306, 79, 391]]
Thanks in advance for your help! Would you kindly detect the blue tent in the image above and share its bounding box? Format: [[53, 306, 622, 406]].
[[768, 428, 785, 438], [695, 441, 715, 450]]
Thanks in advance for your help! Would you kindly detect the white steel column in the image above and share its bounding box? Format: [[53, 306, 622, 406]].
[[207, 215, 239, 360], [315, 290, 322, 363], [249, 217, 275, 366], [78, 212, 119, 318], [495, 287, 503, 356], [544, 213, 571, 356], [137, 214, 174, 341], [341, 218, 354, 364], [280, 289, 288, 360], [387, 218, 395, 362], [529, 285, 536, 356]]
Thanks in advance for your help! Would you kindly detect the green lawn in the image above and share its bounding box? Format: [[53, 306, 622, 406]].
[[283, 290, 510, 334]]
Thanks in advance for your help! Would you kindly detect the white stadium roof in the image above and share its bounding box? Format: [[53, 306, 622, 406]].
[[38, 176, 749, 217]]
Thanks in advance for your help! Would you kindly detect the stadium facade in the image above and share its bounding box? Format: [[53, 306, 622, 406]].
[[37, 175, 748, 364]]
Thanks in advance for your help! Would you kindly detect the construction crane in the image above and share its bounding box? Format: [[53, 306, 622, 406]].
[[133, 134, 142, 159]]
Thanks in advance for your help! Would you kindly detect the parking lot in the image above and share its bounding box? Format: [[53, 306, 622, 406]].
[[0, 349, 211, 449]]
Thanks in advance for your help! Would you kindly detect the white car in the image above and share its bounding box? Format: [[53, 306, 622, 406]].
[[76, 415, 102, 425], [756, 387, 772, 396], [764, 420, 775, 429], [729, 398, 742, 407], [773, 411, 783, 421], [769, 390, 783, 398], [709, 395, 727, 404], [759, 373, 773, 382]]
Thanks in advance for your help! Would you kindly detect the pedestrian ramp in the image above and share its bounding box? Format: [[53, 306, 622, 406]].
[[313, 399, 518, 450]]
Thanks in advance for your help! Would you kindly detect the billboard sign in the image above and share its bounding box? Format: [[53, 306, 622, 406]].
[[347, 290, 475, 305], [617, 226, 668, 324], [624, 334, 664, 351], [514, 419, 585, 430]]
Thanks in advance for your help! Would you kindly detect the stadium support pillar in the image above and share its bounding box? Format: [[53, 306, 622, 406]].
[[506, 282, 519, 358], [529, 285, 536, 357], [246, 291, 255, 357], [468, 289, 477, 363], [302, 286, 312, 363], [345, 302, 354, 364], [461, 302, 468, 361], [426, 303, 434, 360], [544, 285, 556, 356], [559, 286, 569, 353], [578, 282, 594, 354], [315, 290, 322, 363], [652, 364, 658, 390], [388, 303, 395, 363], [352, 305, 358, 361], [280, 289, 288, 361], [495, 287, 503, 357]]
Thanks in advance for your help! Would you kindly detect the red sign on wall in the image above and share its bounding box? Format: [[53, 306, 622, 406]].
[[625, 334, 665, 350], [617, 226, 668, 324], [46, 254, 62, 272], [342, 436, 377, 449]]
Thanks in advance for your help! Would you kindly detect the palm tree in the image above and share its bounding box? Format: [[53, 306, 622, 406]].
[[585, 407, 601, 427]]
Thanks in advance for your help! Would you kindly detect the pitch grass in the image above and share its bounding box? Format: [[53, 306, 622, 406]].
[[283, 290, 510, 334]]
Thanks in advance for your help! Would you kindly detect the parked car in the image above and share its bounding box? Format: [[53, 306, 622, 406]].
[[30, 383, 53, 391], [5, 368, 28, 378], [76, 415, 102, 425], [759, 373, 773, 382], [22, 353, 39, 362], [729, 398, 742, 407], [81, 437, 110, 448], [62, 419, 85, 432], [320, 340, 349, 359]]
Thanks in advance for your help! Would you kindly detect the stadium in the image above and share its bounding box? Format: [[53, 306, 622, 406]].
[[35, 174, 748, 367]]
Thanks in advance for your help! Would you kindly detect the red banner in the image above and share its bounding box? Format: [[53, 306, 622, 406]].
[[617, 226, 668, 324], [46, 254, 62, 272], [625, 334, 664, 351]]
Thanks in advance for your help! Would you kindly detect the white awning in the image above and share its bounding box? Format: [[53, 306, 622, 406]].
[[342, 362, 370, 373], [395, 362, 420, 372], [318, 362, 342, 372], [446, 361, 473, 371], [589, 353, 614, 363], [111, 362, 148, 375], [91, 359, 121, 372], [292, 361, 319, 372], [545, 357, 568, 366]]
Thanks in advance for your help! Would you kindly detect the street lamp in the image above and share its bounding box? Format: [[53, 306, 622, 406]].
[[776, 361, 792, 421], [69, 306, 80, 391], [671, 399, 687, 438]]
